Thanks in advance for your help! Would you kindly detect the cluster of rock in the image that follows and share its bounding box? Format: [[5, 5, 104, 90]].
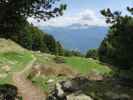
[[47, 76, 93, 100], [46, 76, 132, 100], [0, 84, 18, 100]]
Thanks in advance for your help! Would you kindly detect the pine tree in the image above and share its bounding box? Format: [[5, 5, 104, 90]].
[[99, 7, 133, 69], [56, 41, 64, 56], [0, 0, 66, 42], [43, 34, 58, 55]]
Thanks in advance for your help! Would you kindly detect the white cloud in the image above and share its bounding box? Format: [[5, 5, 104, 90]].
[[28, 9, 107, 28]]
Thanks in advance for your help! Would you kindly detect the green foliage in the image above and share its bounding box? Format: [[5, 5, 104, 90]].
[[16, 23, 64, 56], [71, 50, 83, 57], [86, 49, 98, 59], [0, 38, 33, 84], [56, 41, 64, 56], [64, 50, 83, 57], [0, 0, 67, 56], [43, 34, 58, 54], [0, 0, 66, 35], [64, 57, 112, 75], [0, 51, 33, 84], [64, 50, 73, 57], [0, 0, 66, 55], [83, 79, 133, 100], [19, 23, 42, 50], [99, 7, 133, 69], [53, 56, 65, 64]]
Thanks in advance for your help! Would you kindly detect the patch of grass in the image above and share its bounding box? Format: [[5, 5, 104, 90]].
[[0, 73, 12, 84], [32, 76, 49, 92], [32, 51, 112, 76], [0, 38, 25, 53], [31, 75, 67, 92], [32, 52, 54, 64], [0, 51, 33, 71], [0, 51, 33, 84], [53, 56, 65, 64], [64, 57, 112, 75], [29, 53, 113, 93]]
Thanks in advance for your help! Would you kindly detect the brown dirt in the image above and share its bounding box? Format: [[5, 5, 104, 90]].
[[32, 63, 78, 77], [12, 56, 47, 100], [13, 73, 47, 100], [87, 72, 104, 80]]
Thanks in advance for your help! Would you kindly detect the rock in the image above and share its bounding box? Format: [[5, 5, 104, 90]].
[[47, 79, 54, 84], [56, 83, 65, 97], [61, 76, 89, 93], [47, 83, 67, 100], [61, 80, 79, 92], [67, 94, 93, 100], [47, 76, 90, 100], [62, 81, 72, 89]]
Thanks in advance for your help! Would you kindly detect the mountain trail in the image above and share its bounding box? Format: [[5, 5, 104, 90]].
[[13, 55, 47, 100]]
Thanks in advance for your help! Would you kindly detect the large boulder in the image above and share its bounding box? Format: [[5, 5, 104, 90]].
[[47, 83, 67, 100], [61, 80, 79, 92], [47, 76, 90, 100], [61, 76, 89, 93]]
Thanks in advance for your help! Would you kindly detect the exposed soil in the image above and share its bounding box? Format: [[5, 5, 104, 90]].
[[32, 63, 78, 77], [13, 56, 47, 100]]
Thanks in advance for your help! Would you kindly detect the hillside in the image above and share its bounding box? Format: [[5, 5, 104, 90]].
[[0, 38, 48, 99], [0, 38, 111, 97], [1, 0, 133, 100], [0, 39, 132, 100], [0, 39, 33, 84]]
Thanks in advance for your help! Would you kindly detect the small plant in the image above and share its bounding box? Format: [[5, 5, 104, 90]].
[[17, 96, 23, 100], [53, 56, 65, 64], [27, 72, 35, 80]]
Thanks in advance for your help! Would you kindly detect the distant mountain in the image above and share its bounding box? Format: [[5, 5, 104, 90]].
[[41, 24, 108, 53]]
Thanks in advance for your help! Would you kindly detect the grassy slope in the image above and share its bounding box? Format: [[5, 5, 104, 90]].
[[0, 38, 112, 93], [32, 53, 133, 99], [0, 39, 33, 84], [30, 52, 112, 92], [64, 57, 111, 75], [0, 39, 132, 99], [33, 52, 111, 75]]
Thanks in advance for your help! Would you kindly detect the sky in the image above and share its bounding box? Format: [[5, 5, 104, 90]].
[[28, 0, 133, 28]]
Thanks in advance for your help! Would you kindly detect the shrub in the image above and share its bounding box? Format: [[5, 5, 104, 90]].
[[53, 56, 65, 64], [86, 49, 98, 59], [0, 84, 18, 100]]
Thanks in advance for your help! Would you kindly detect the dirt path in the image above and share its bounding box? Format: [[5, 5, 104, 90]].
[[13, 55, 47, 100]]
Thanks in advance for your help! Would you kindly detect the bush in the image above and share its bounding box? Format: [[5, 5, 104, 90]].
[[86, 49, 98, 59], [98, 8, 133, 70], [53, 56, 65, 64], [64, 50, 83, 57], [0, 84, 18, 100]]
